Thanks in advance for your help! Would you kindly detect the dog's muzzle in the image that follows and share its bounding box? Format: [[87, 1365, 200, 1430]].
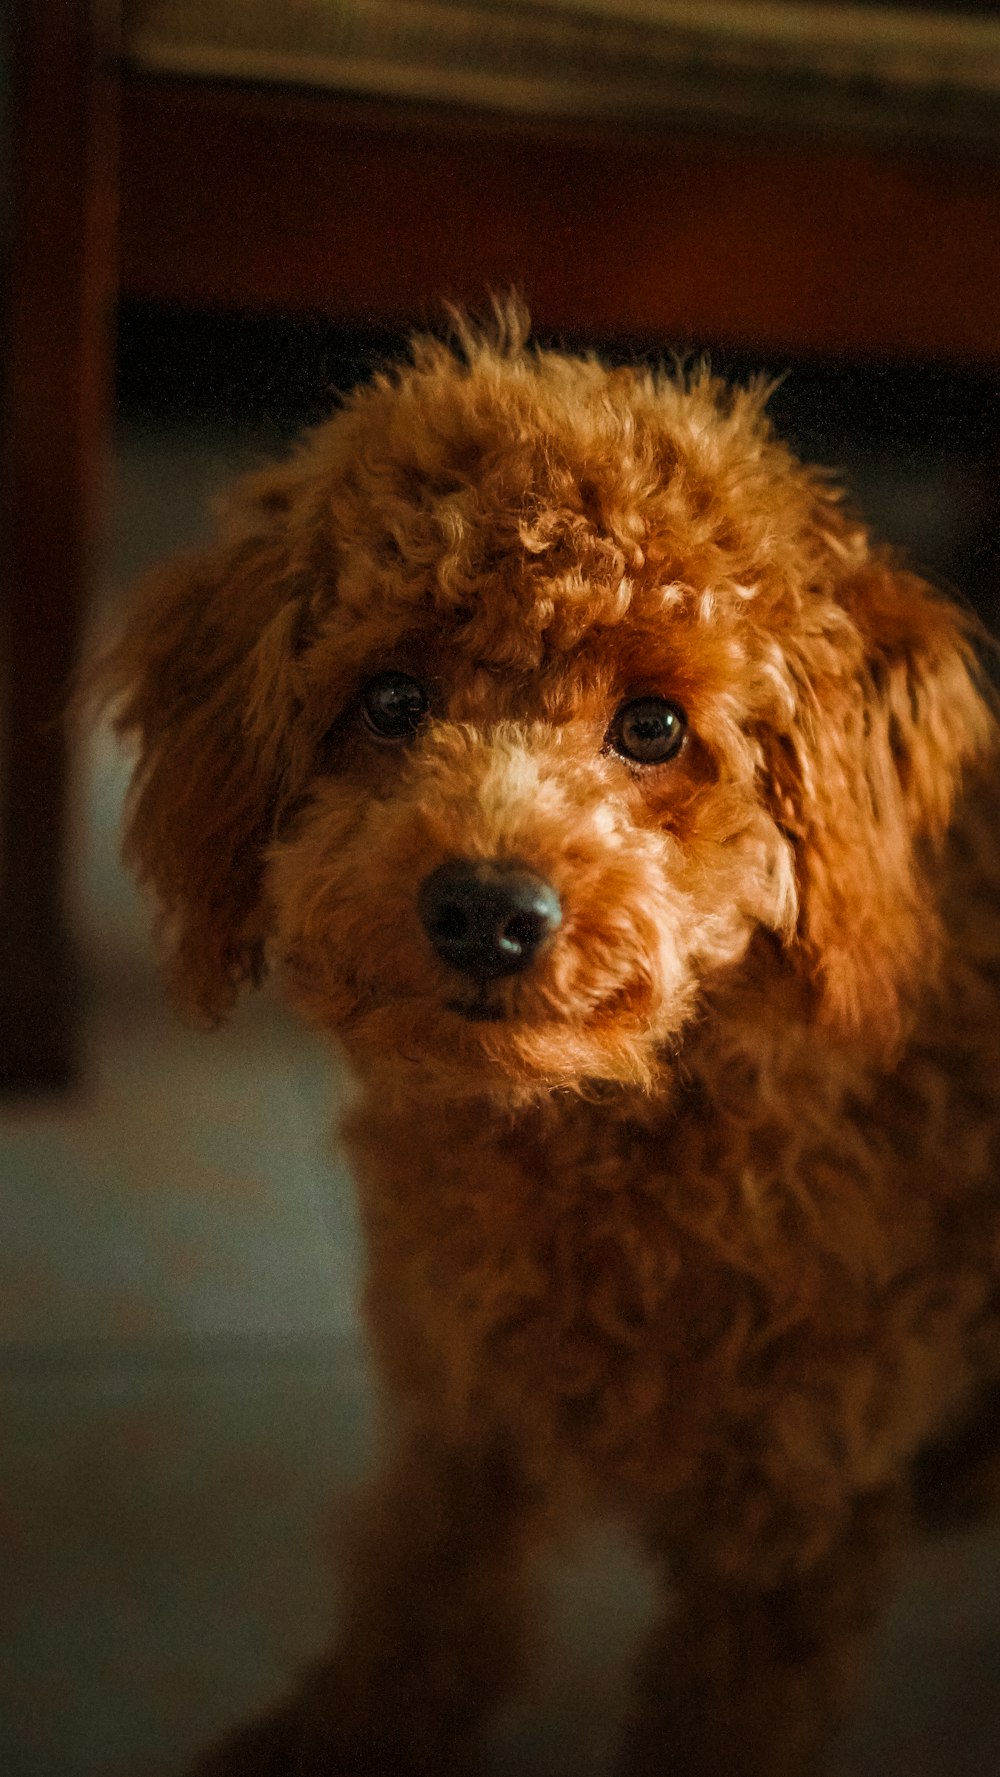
[[418, 860, 562, 983]]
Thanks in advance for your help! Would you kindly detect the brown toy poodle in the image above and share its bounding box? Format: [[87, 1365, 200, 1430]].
[[103, 304, 1000, 1776]]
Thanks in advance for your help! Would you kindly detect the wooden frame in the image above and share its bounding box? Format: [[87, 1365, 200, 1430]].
[[125, 0, 1000, 148]]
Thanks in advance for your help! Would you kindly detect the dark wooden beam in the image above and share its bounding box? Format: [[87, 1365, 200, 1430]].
[[120, 76, 1000, 361]]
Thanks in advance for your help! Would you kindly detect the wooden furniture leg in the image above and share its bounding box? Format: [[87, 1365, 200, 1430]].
[[0, 0, 119, 1090]]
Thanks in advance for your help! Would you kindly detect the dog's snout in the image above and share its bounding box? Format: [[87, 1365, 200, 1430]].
[[419, 861, 562, 981]]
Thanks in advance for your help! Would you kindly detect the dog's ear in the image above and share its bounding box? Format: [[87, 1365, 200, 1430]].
[[97, 461, 321, 1021], [764, 555, 992, 1048]]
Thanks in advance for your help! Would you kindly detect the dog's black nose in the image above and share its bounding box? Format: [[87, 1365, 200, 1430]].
[[419, 861, 562, 981]]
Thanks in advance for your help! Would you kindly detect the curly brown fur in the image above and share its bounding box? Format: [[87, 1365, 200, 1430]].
[[101, 302, 1000, 1775]]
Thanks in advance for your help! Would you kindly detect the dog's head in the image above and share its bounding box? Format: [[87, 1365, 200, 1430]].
[[103, 309, 992, 1101]]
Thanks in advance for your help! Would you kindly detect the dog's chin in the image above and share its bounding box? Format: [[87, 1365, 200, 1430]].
[[324, 984, 685, 1105]]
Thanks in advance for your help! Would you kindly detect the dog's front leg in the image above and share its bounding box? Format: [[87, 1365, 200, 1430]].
[[618, 1481, 910, 1777], [193, 1422, 540, 1777]]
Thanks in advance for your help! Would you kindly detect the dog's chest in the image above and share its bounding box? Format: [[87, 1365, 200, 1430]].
[[345, 1092, 887, 1469]]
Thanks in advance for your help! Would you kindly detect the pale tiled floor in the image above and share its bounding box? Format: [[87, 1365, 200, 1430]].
[[2, 413, 999, 1776]]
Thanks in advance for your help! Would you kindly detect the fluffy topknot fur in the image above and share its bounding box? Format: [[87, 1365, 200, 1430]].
[[102, 304, 1000, 1775]]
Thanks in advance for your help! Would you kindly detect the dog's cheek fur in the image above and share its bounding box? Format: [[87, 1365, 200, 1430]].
[[99, 563, 284, 1021], [760, 560, 992, 1049], [94, 453, 337, 1021]]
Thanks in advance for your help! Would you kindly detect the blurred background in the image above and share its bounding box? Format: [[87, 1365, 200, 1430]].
[[3, 3, 1000, 1773]]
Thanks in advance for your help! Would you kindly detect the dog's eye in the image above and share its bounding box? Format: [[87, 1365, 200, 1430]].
[[608, 697, 687, 765], [360, 672, 429, 741]]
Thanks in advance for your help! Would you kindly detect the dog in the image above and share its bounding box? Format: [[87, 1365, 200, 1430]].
[[103, 303, 1000, 1775]]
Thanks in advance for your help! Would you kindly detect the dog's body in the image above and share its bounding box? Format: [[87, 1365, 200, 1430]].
[[105, 309, 1000, 1774]]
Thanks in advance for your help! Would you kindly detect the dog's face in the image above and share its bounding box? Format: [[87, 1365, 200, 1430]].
[[266, 590, 796, 1097], [105, 316, 989, 1101]]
